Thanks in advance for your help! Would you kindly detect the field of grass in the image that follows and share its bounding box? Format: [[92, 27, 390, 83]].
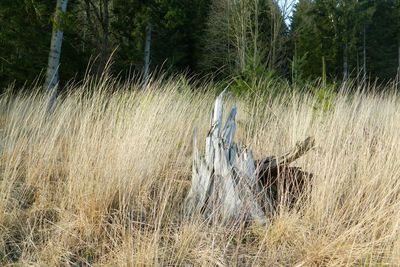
[[0, 78, 399, 266]]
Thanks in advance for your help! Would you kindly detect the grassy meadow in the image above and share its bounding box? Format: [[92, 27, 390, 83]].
[[0, 77, 399, 266]]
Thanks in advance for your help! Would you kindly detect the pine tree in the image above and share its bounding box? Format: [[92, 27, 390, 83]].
[[367, 0, 399, 81]]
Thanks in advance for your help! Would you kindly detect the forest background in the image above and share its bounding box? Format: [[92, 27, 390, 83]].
[[1, 0, 399, 92]]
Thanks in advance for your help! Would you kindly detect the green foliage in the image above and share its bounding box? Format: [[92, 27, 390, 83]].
[[313, 84, 336, 114], [0, 0, 399, 90], [367, 0, 400, 81], [231, 63, 277, 96], [0, 0, 52, 89], [200, 0, 289, 80], [291, 0, 400, 84], [0, 0, 92, 90], [290, 51, 308, 86], [111, 0, 210, 76]]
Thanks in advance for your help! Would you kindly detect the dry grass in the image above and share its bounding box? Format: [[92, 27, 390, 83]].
[[0, 77, 399, 266]]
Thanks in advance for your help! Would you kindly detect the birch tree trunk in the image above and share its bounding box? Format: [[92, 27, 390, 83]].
[[143, 24, 152, 86], [45, 0, 68, 113], [45, 0, 68, 93]]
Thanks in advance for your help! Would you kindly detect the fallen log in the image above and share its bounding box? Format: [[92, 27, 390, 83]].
[[184, 91, 314, 225]]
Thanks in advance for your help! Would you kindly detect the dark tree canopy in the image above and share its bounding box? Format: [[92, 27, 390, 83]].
[[0, 0, 399, 90]]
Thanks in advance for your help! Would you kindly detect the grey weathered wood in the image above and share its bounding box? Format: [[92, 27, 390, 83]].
[[185, 92, 314, 225], [222, 105, 237, 149], [184, 129, 213, 216], [185, 91, 267, 224]]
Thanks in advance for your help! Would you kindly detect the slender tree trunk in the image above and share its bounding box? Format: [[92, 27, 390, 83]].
[[397, 44, 400, 89], [45, 0, 68, 92], [322, 56, 326, 88], [343, 43, 348, 81], [363, 24, 367, 87], [143, 24, 152, 86], [253, 0, 259, 67], [99, 0, 110, 75], [227, 0, 232, 73], [398, 44, 400, 75], [236, 1, 247, 72], [292, 43, 296, 85], [83, 0, 110, 75], [269, 3, 277, 72], [356, 47, 360, 86]]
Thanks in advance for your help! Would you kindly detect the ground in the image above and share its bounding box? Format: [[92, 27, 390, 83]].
[[0, 80, 399, 266]]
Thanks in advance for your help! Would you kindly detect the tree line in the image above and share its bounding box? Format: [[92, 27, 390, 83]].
[[0, 0, 399, 91]]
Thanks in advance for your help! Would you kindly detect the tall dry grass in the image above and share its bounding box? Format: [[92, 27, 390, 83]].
[[0, 77, 399, 266]]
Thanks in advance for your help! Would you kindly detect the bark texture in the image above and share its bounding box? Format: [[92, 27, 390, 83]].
[[143, 24, 152, 86], [185, 91, 314, 225], [45, 0, 68, 113], [45, 0, 68, 92]]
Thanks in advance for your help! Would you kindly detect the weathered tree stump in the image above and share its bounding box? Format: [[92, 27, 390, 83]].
[[185, 92, 314, 225]]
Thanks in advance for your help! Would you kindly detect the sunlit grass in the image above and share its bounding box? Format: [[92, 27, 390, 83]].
[[0, 77, 399, 266]]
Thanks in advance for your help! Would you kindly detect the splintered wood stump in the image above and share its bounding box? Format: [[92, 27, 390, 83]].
[[184, 92, 314, 225]]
